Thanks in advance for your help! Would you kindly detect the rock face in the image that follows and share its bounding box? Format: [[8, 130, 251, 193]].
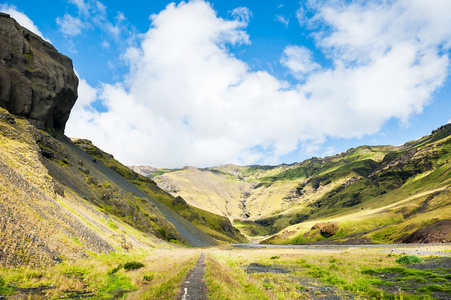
[[128, 165, 160, 177], [0, 12, 78, 133]]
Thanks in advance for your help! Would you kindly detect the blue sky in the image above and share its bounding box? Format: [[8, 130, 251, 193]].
[[1, 0, 451, 168]]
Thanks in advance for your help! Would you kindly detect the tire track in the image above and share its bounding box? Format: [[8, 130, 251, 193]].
[[178, 253, 208, 300]]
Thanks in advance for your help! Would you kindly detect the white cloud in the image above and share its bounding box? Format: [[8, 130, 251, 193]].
[[231, 7, 251, 25], [57, 14, 84, 36], [281, 45, 320, 79], [66, 0, 451, 168], [307, 0, 451, 64], [57, 0, 131, 44], [73, 71, 98, 110], [69, 0, 90, 16], [0, 5, 49, 42], [276, 15, 289, 27]]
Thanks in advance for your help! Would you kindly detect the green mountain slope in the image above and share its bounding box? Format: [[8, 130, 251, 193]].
[[0, 107, 176, 267], [144, 124, 451, 244], [41, 134, 220, 247], [0, 104, 253, 267], [72, 140, 246, 244]]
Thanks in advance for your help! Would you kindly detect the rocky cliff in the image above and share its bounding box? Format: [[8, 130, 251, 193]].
[[0, 12, 78, 133]]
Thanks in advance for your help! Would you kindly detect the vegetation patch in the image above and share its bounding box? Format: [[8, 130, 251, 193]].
[[363, 257, 451, 298], [123, 261, 145, 271], [396, 255, 425, 265]]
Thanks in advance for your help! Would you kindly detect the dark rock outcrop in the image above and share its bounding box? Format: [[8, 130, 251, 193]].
[[0, 13, 78, 133], [172, 196, 189, 208], [401, 220, 451, 244]]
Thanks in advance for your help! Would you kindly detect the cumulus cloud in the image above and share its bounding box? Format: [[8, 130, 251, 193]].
[[66, 0, 451, 167], [57, 14, 85, 36], [73, 71, 98, 110], [0, 4, 49, 41], [281, 45, 321, 79]]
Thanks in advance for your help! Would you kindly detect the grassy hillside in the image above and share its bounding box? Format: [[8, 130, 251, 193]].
[[261, 124, 451, 244], [148, 124, 451, 244], [0, 107, 176, 267], [73, 140, 247, 244]]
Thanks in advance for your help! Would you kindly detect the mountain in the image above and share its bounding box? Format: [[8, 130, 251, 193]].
[[72, 139, 246, 244], [0, 13, 245, 268], [138, 124, 451, 244]]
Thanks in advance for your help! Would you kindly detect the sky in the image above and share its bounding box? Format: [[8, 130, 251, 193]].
[[1, 0, 451, 168]]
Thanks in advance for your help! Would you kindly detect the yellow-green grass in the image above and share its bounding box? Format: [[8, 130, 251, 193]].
[[233, 219, 274, 237], [0, 113, 174, 268], [0, 112, 54, 195], [205, 251, 274, 299], [154, 168, 245, 217], [0, 250, 200, 299], [204, 248, 427, 299], [1, 246, 448, 299], [262, 141, 451, 243]]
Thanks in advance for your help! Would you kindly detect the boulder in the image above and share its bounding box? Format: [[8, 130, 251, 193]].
[[172, 196, 189, 208], [0, 13, 78, 133], [312, 222, 340, 237]]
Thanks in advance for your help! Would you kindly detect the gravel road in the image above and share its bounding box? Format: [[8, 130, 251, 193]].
[[232, 243, 451, 256]]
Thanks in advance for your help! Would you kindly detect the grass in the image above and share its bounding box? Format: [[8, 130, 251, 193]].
[[126, 250, 199, 300], [203, 247, 451, 299], [233, 219, 274, 237], [0, 245, 449, 299], [123, 261, 145, 270], [0, 250, 200, 299], [205, 248, 398, 299], [396, 255, 425, 265], [362, 262, 451, 298], [205, 252, 272, 299]]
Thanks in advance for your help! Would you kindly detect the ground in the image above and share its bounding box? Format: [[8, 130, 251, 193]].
[[1, 244, 450, 299]]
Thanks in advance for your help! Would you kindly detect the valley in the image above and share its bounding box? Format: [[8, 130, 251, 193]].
[[132, 124, 451, 245], [0, 9, 451, 300]]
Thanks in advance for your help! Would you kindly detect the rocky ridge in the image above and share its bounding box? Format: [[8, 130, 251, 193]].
[[0, 12, 78, 133]]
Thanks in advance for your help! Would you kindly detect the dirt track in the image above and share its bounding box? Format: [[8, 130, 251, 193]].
[[178, 253, 208, 300]]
